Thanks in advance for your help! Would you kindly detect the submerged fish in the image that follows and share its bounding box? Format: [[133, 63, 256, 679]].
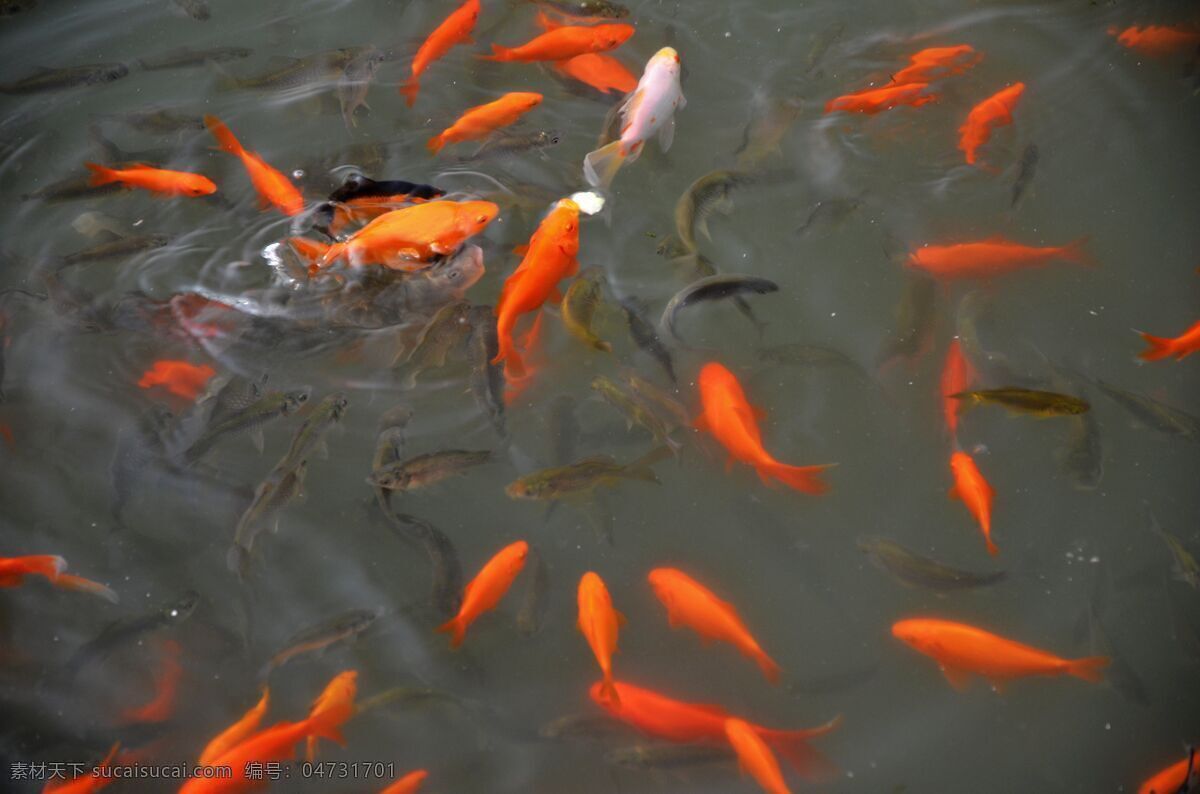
[[221, 47, 370, 91], [533, 0, 629, 18], [100, 108, 206, 135], [591, 376, 682, 455], [183, 389, 310, 463], [796, 196, 862, 237], [1058, 396, 1103, 490], [735, 96, 804, 170], [21, 173, 125, 203], [338, 47, 384, 130], [466, 305, 506, 438], [515, 547, 550, 637], [505, 449, 667, 502], [955, 290, 1028, 386], [369, 450, 492, 492], [619, 370, 690, 430], [454, 129, 562, 162], [260, 608, 381, 679], [605, 743, 734, 770], [539, 712, 627, 740], [271, 392, 347, 477], [950, 388, 1089, 418], [390, 512, 464, 617], [58, 234, 171, 267], [674, 170, 757, 253], [137, 46, 251, 71], [619, 296, 675, 384], [757, 344, 872, 383], [65, 592, 199, 679], [229, 462, 308, 578], [1010, 143, 1039, 208], [857, 536, 1006, 592], [0, 62, 128, 94], [396, 301, 471, 388], [876, 272, 937, 371], [1092, 379, 1200, 442], [372, 405, 415, 516], [660, 274, 778, 344], [1147, 507, 1200, 590], [562, 267, 612, 352]]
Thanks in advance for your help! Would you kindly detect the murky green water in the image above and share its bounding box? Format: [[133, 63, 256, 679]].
[[2, 0, 1199, 792]]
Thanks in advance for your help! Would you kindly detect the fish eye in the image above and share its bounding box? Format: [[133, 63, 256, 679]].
[[476, 214, 488, 224]]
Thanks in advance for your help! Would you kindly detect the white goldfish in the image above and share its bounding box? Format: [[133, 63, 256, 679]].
[[583, 47, 686, 188]]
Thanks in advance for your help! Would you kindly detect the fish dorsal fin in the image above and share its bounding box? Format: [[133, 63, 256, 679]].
[[940, 665, 972, 691]]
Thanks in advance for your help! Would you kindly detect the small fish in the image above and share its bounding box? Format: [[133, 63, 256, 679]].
[[562, 267, 612, 352], [950, 388, 1089, 418], [427, 92, 544, 155], [1058, 405, 1103, 491], [372, 405, 414, 516], [369, 450, 492, 492], [592, 376, 681, 455], [620, 296, 675, 383], [120, 638, 184, 725], [724, 717, 791, 794], [516, 547, 550, 637], [1092, 379, 1200, 441], [795, 196, 862, 237], [505, 450, 666, 502], [183, 388, 310, 463], [891, 44, 980, 85], [455, 129, 561, 162], [260, 608, 381, 679], [137, 360, 216, 401], [391, 512, 464, 617], [1147, 507, 1200, 590], [173, 0, 209, 20], [892, 618, 1108, 690], [466, 305, 506, 438], [400, 0, 480, 107], [954, 290, 1027, 385], [876, 272, 937, 371], [825, 82, 937, 115], [660, 274, 778, 344], [396, 301, 471, 388], [228, 462, 308, 578], [338, 48, 384, 130], [577, 571, 623, 703], [1111, 25, 1200, 57], [0, 555, 117, 602], [137, 46, 251, 71], [271, 392, 347, 477], [437, 540, 529, 648], [619, 370, 691, 429], [674, 170, 757, 252], [605, 743, 734, 770], [959, 83, 1025, 166], [84, 162, 217, 198], [219, 47, 369, 91], [64, 591, 199, 679], [736, 96, 803, 169], [203, 373, 268, 426], [1137, 319, 1200, 362], [0, 62, 128, 94], [949, 450, 997, 556], [1078, 577, 1149, 707], [100, 108, 206, 135], [940, 340, 976, 437], [58, 234, 172, 267], [204, 115, 304, 216], [21, 173, 125, 202], [857, 536, 1006, 592], [1010, 143, 1039, 208]]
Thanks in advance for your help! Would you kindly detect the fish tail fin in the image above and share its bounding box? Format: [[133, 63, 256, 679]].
[[761, 716, 842, 782], [1061, 236, 1097, 268], [399, 77, 419, 107], [583, 141, 626, 189], [599, 676, 620, 707], [437, 617, 467, 648], [84, 162, 118, 187], [628, 445, 673, 482], [985, 536, 999, 556], [306, 670, 356, 745], [1137, 332, 1175, 362], [1067, 655, 1109, 683], [755, 651, 782, 685], [204, 115, 243, 155], [52, 573, 119, 604], [479, 44, 512, 61], [427, 134, 446, 155], [760, 461, 834, 495]]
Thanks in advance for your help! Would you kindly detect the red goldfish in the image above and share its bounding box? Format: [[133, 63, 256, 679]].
[[137, 360, 215, 400], [949, 450, 996, 555], [892, 618, 1108, 690], [119, 639, 183, 724], [907, 237, 1090, 279], [695, 362, 833, 494], [1111, 25, 1200, 57], [481, 23, 634, 62], [198, 688, 270, 765], [554, 52, 637, 94], [940, 339, 976, 436], [493, 198, 580, 379], [825, 82, 937, 114], [400, 0, 480, 106], [578, 571, 624, 705], [379, 771, 429, 794], [438, 540, 529, 648], [0, 555, 117, 602], [311, 201, 498, 271], [180, 671, 356, 794], [204, 115, 304, 216], [1139, 750, 1199, 794], [84, 163, 216, 197], [725, 717, 792, 794], [1137, 319, 1200, 362], [428, 92, 543, 154], [589, 680, 840, 780], [43, 744, 120, 794], [890, 45, 980, 85], [958, 83, 1024, 165], [648, 567, 781, 684]]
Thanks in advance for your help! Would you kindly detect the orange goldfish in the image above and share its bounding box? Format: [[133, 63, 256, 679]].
[[907, 237, 1091, 279], [553, 52, 637, 95], [120, 639, 183, 724], [198, 688, 270, 765], [948, 450, 996, 555], [892, 618, 1108, 690], [725, 717, 792, 794], [204, 115, 304, 216], [958, 83, 1024, 165], [824, 82, 937, 114], [1137, 319, 1200, 362], [890, 45, 981, 85], [1111, 25, 1200, 57], [648, 567, 781, 684], [589, 680, 840, 781], [695, 362, 833, 494], [481, 23, 634, 62], [940, 339, 976, 436], [400, 0, 480, 106], [427, 92, 543, 154], [137, 360, 215, 400], [438, 540, 529, 648], [578, 571, 624, 705], [180, 671, 356, 794], [43, 744, 120, 794], [1138, 750, 1199, 794], [312, 200, 498, 271], [326, 193, 439, 236], [84, 163, 216, 198], [493, 198, 580, 379], [379, 771, 429, 794], [0, 555, 117, 602]]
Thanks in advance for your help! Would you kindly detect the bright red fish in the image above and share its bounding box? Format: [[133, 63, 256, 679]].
[[120, 638, 183, 724], [198, 688, 270, 766], [42, 744, 120, 794], [137, 360, 215, 400], [84, 163, 216, 197], [949, 450, 997, 555], [400, 0, 480, 106], [379, 770, 429, 794], [438, 540, 529, 648], [907, 237, 1091, 279], [481, 23, 634, 62], [825, 82, 937, 114], [695, 362, 833, 494], [0, 555, 117, 602], [890, 45, 980, 85], [1111, 25, 1200, 57], [725, 717, 792, 794], [204, 115, 304, 216], [1138, 750, 1199, 794], [958, 83, 1024, 165], [578, 571, 624, 705], [1137, 319, 1200, 362], [589, 680, 840, 781], [428, 92, 543, 154], [940, 339, 976, 436], [553, 52, 637, 95]]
